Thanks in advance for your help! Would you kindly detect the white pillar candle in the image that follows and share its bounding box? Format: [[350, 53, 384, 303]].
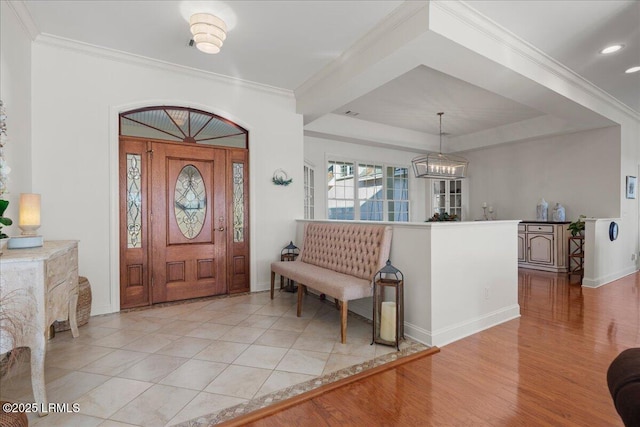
[[380, 301, 396, 341]]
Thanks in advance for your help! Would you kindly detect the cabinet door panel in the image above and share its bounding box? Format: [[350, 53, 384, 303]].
[[528, 234, 554, 265], [518, 233, 526, 262]]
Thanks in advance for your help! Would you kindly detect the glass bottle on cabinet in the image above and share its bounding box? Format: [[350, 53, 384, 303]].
[[432, 179, 462, 219]]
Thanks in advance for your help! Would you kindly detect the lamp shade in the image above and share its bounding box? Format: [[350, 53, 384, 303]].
[[190, 13, 227, 54], [412, 153, 469, 179], [19, 193, 41, 235], [412, 112, 469, 179]]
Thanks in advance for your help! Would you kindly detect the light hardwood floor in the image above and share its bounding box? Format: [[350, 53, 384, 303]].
[[232, 269, 636, 426]]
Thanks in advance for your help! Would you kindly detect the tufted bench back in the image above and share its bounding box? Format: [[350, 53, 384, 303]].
[[300, 222, 392, 281]]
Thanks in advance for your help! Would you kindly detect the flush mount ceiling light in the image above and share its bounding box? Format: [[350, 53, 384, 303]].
[[625, 66, 640, 74], [412, 112, 469, 180], [600, 44, 624, 54], [190, 13, 227, 54]]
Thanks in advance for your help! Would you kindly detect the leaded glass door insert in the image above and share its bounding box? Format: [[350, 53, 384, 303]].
[[174, 165, 207, 239], [120, 107, 247, 148], [126, 154, 142, 248], [232, 163, 244, 243]]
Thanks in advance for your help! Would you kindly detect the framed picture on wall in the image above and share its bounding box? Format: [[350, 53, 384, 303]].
[[626, 176, 637, 199]]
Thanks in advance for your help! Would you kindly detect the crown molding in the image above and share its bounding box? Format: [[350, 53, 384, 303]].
[[34, 33, 295, 99], [438, 1, 639, 122], [6, 0, 40, 40], [304, 130, 425, 154], [295, 1, 429, 99]]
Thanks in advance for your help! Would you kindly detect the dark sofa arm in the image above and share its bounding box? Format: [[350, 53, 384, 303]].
[[607, 348, 640, 426]]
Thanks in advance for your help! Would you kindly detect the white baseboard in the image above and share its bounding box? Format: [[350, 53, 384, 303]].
[[91, 303, 115, 316], [254, 281, 272, 293], [428, 304, 521, 347], [582, 266, 637, 288], [348, 297, 373, 320], [404, 322, 432, 346]]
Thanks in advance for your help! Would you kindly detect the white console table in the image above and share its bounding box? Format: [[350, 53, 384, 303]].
[[0, 240, 79, 416]]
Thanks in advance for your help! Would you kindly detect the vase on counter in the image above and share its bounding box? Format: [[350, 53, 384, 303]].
[[536, 198, 548, 221], [552, 203, 565, 222]]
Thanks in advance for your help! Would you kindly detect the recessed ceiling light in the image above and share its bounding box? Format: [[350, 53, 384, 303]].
[[600, 44, 624, 54], [625, 66, 640, 74]]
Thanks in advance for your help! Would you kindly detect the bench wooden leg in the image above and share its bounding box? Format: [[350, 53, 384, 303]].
[[270, 271, 276, 299], [280, 275, 284, 290], [340, 300, 348, 344], [297, 284, 306, 317]]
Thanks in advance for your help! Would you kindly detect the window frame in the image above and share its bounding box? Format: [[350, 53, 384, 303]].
[[327, 158, 410, 222], [431, 178, 464, 220], [303, 162, 315, 219]]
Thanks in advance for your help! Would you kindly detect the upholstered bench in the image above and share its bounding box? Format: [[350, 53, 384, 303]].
[[270, 222, 392, 343]]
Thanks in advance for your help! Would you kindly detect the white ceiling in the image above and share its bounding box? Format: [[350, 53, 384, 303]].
[[333, 66, 545, 136], [19, 0, 640, 147], [22, 0, 403, 90], [471, 0, 640, 113]]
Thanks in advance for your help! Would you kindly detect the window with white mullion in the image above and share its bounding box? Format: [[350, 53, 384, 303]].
[[432, 179, 463, 219], [328, 160, 355, 220], [328, 159, 409, 222], [358, 163, 383, 221], [386, 166, 409, 221], [303, 163, 315, 219]]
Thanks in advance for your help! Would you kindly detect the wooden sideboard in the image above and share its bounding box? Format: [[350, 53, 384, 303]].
[[518, 222, 569, 273], [0, 240, 79, 416]]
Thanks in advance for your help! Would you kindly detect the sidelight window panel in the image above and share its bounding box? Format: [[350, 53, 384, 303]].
[[126, 154, 142, 248], [233, 162, 245, 243]]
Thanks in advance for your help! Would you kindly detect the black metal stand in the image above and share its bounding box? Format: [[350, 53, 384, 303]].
[[281, 252, 298, 292]]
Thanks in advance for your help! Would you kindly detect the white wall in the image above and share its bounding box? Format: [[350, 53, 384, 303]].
[[295, 219, 520, 347], [304, 134, 427, 222], [583, 218, 634, 287], [465, 124, 639, 288], [30, 39, 303, 315], [463, 126, 620, 222], [0, 2, 32, 228]]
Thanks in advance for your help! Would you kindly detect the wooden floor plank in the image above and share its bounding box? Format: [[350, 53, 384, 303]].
[[234, 269, 633, 426]]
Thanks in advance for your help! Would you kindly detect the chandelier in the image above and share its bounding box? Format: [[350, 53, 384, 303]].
[[412, 112, 469, 179], [190, 13, 227, 54]]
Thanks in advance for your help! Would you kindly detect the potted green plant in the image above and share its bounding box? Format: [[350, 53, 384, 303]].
[[427, 212, 459, 222], [0, 198, 12, 254], [568, 215, 586, 237], [0, 199, 12, 239], [0, 100, 11, 246]]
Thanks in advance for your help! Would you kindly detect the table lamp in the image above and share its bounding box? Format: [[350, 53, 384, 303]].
[[8, 193, 43, 248]]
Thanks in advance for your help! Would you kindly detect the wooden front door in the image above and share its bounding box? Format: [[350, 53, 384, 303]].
[[150, 142, 227, 303], [119, 137, 249, 309], [119, 106, 250, 309]]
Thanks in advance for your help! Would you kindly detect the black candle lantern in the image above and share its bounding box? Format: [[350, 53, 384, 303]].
[[280, 241, 299, 292], [371, 260, 404, 350]]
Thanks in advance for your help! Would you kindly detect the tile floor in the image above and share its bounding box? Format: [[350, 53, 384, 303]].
[[1, 290, 402, 426]]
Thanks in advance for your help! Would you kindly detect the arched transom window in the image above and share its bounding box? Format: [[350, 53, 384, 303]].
[[120, 106, 247, 148]]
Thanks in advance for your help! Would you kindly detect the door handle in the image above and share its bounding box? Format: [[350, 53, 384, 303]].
[[217, 217, 225, 232]]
